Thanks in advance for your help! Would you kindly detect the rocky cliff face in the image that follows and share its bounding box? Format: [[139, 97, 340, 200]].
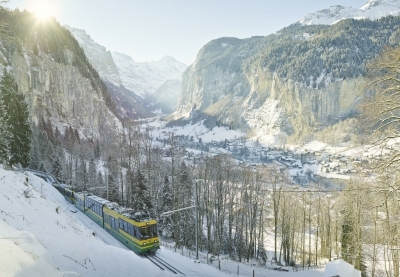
[[8, 48, 116, 140], [172, 15, 400, 143], [66, 27, 122, 87], [0, 13, 120, 140]]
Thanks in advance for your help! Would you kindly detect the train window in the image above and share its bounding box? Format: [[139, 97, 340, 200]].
[[150, 224, 158, 237], [111, 217, 118, 231], [140, 227, 150, 238]]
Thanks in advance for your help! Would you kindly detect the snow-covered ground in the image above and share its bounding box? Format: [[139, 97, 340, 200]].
[[0, 167, 326, 277]]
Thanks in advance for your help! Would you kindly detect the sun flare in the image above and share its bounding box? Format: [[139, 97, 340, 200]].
[[31, 0, 56, 22]]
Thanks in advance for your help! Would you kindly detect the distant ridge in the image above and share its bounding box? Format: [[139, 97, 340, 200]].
[[298, 0, 400, 26]]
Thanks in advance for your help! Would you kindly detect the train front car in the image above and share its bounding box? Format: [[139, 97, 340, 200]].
[[103, 203, 160, 254]]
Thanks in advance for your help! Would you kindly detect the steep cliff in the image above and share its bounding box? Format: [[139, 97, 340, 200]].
[[172, 15, 400, 143], [0, 9, 120, 139], [66, 27, 153, 119]]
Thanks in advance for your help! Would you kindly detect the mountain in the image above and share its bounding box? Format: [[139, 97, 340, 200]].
[[146, 79, 182, 114], [65, 26, 122, 87], [0, 10, 120, 140], [298, 0, 400, 25], [170, 12, 400, 144], [67, 27, 187, 114], [66, 26, 153, 119], [112, 52, 187, 99]]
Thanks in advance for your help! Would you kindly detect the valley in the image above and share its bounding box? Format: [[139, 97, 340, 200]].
[[1, 0, 400, 276]]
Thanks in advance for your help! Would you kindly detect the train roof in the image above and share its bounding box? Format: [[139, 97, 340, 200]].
[[85, 194, 110, 205]]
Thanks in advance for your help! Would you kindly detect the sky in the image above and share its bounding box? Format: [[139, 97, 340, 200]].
[[4, 0, 369, 65]]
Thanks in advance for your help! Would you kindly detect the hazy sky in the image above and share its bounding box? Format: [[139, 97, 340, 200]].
[[5, 0, 369, 65]]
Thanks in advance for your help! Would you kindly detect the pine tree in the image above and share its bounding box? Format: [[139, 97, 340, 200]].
[[160, 175, 173, 237], [0, 69, 31, 167], [96, 170, 105, 197], [51, 155, 62, 181], [107, 154, 119, 202], [88, 156, 96, 191], [131, 169, 152, 212], [0, 84, 10, 163], [76, 153, 88, 191]]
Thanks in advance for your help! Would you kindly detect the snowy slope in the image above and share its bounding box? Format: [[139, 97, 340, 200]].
[[298, 0, 400, 25], [112, 52, 187, 99], [0, 167, 326, 277]]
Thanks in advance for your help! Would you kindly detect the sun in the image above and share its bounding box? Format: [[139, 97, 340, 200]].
[[30, 0, 56, 22]]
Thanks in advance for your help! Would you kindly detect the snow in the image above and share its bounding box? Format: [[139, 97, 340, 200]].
[[0, 167, 328, 277], [323, 259, 361, 277], [112, 52, 187, 99], [150, 118, 244, 144], [298, 0, 400, 26]]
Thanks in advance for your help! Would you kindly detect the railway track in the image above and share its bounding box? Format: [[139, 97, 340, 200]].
[[145, 253, 185, 276]]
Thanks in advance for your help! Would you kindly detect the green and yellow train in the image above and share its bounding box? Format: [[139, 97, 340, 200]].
[[26, 169, 160, 254]]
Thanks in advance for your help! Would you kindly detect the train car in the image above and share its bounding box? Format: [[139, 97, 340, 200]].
[[103, 202, 159, 254], [63, 186, 75, 204], [25, 169, 159, 255], [84, 194, 109, 227]]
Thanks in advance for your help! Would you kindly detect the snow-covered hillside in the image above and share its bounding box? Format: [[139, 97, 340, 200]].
[[112, 52, 187, 99], [0, 167, 326, 277], [298, 0, 400, 25]]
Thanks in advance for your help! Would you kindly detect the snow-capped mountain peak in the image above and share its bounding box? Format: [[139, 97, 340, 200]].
[[112, 52, 187, 99], [298, 0, 400, 26], [65, 26, 122, 87]]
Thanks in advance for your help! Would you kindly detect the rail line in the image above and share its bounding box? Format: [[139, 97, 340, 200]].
[[145, 253, 185, 276]]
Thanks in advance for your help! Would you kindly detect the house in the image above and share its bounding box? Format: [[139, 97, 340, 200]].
[[323, 259, 361, 277]]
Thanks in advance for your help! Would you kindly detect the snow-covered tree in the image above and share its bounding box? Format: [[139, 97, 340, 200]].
[[0, 69, 31, 167], [159, 175, 173, 237], [131, 169, 152, 212]]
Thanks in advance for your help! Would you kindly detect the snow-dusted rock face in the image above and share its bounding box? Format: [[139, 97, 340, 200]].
[[6, 47, 119, 140], [112, 52, 187, 99], [298, 0, 400, 26], [0, 16, 123, 139], [172, 13, 400, 141], [66, 26, 122, 87]]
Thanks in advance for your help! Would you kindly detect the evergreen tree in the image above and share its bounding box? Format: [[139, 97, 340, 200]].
[[37, 131, 53, 172], [0, 85, 10, 164], [76, 153, 88, 191], [51, 146, 64, 182], [88, 156, 96, 191], [131, 169, 152, 212], [96, 170, 105, 197], [0, 69, 31, 167], [160, 175, 173, 237], [107, 154, 119, 202]]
